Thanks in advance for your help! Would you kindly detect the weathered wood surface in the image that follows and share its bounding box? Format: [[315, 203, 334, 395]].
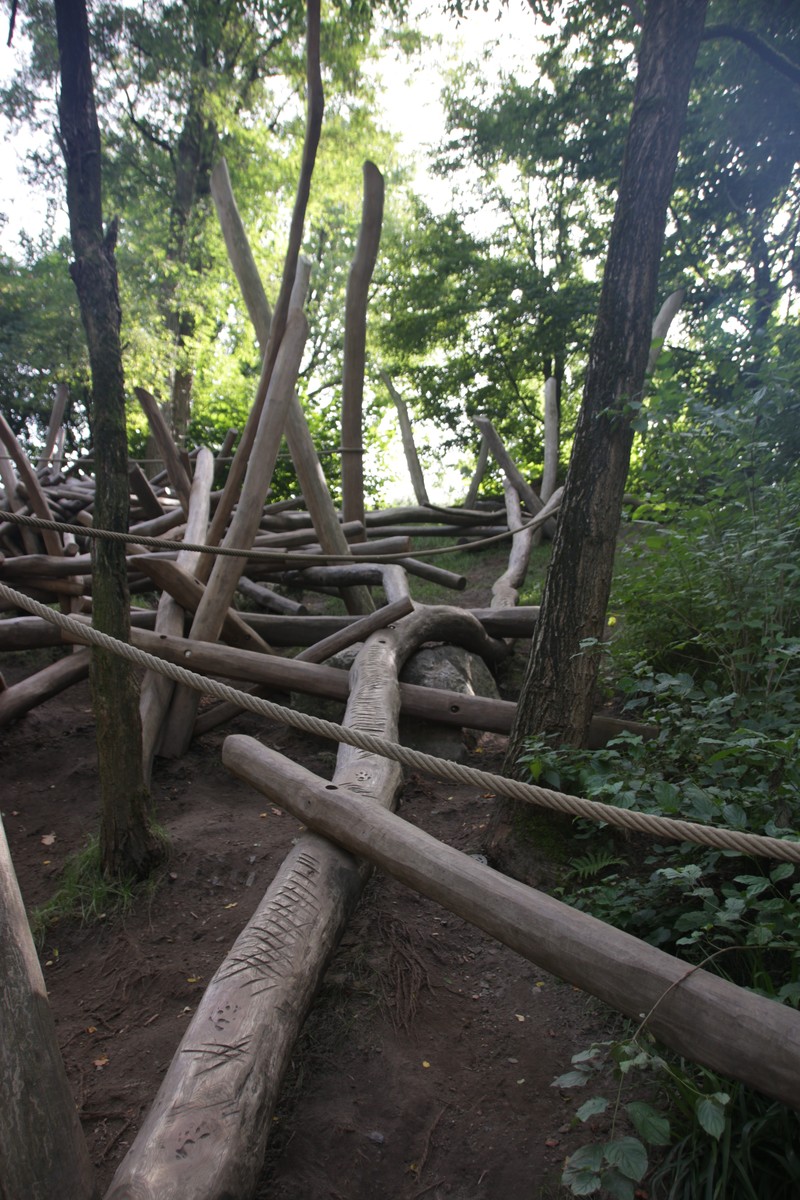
[[473, 415, 557, 539], [134, 388, 193, 514], [0, 816, 97, 1199], [136, 556, 273, 655], [236, 575, 308, 615], [341, 161, 384, 533], [139, 448, 214, 780], [223, 740, 800, 1113], [0, 605, 542, 652], [161, 298, 308, 756], [295, 596, 414, 663], [381, 371, 429, 505], [35, 616, 651, 749], [0, 648, 91, 726], [106, 571, 457, 1200]]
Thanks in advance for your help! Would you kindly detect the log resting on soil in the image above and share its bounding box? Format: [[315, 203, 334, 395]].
[[105, 606, 462, 1200], [223, 739, 800, 1114]]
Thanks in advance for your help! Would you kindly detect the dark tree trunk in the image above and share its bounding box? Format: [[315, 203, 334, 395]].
[[504, 0, 709, 772], [55, 0, 161, 879]]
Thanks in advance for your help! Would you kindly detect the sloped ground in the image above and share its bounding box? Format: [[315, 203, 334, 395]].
[[2, 563, 627, 1199]]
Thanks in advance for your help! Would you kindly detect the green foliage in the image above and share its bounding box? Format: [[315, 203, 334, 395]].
[[555, 1033, 800, 1200], [30, 837, 139, 941]]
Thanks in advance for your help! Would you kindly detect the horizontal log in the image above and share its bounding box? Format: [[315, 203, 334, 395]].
[[224, 738, 800, 1112], [364, 505, 505, 528], [397, 557, 466, 591], [236, 576, 307, 615], [296, 596, 414, 664], [0, 649, 91, 726]]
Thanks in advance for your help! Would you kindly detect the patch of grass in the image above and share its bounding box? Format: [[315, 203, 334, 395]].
[[29, 836, 157, 943]]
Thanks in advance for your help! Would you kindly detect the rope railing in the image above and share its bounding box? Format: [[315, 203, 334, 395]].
[[0, 507, 545, 564], [1, 579, 798, 864]]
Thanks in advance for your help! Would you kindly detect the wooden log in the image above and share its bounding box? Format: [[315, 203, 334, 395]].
[[134, 388, 193, 514], [296, 596, 414, 663], [223, 740, 800, 1113], [465, 431, 490, 509], [341, 161, 384, 534], [647, 287, 684, 375], [160, 298, 308, 757], [541, 377, 559, 506], [197, 10, 324, 578], [214, 428, 238, 480], [473, 415, 557, 539], [210, 158, 373, 616], [396, 557, 466, 591], [105, 541, 424, 1200], [380, 371, 429, 505], [0, 815, 97, 1199], [0, 412, 64, 556], [129, 506, 185, 537], [128, 463, 166, 520], [364, 504, 505, 528], [37, 381, 70, 468], [492, 479, 533, 611], [139, 447, 215, 780], [236, 576, 308, 616], [0, 648, 90, 727], [135, 556, 274, 655], [364, 523, 504, 540], [0, 603, 536, 653]]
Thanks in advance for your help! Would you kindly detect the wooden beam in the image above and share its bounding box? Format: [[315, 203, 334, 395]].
[[0, 649, 91, 726], [223, 739, 800, 1113], [341, 162, 384, 533]]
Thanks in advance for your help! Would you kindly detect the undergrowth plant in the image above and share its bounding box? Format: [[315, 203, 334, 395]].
[[526, 372, 800, 1198]]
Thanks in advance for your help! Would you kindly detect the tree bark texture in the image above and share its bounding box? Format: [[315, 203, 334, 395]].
[[505, 0, 709, 768], [55, 0, 159, 878]]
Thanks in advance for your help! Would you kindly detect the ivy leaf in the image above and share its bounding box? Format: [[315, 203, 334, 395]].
[[603, 1136, 648, 1181]]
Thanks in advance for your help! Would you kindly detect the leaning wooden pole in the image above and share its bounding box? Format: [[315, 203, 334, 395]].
[[105, 609, 464, 1200], [380, 371, 430, 505], [210, 158, 373, 615], [341, 161, 384, 533], [197, 0, 324, 577], [223, 741, 800, 1113], [0, 816, 97, 1200]]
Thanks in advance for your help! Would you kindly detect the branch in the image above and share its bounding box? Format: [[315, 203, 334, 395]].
[[703, 23, 800, 89]]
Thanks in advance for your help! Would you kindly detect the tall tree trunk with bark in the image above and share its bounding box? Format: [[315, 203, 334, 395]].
[[55, 0, 161, 878], [504, 0, 709, 773]]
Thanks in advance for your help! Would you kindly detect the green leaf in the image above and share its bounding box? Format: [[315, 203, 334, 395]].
[[771, 863, 795, 883], [600, 1166, 636, 1200], [696, 1096, 728, 1140], [552, 1070, 591, 1088], [603, 1137, 648, 1181], [576, 1096, 609, 1121], [562, 1144, 604, 1195], [626, 1100, 671, 1146]]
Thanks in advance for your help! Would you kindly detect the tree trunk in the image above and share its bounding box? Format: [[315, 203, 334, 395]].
[[55, 0, 161, 878], [504, 0, 709, 773]]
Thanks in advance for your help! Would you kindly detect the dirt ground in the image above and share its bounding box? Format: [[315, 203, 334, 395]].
[[2, 571, 627, 1200]]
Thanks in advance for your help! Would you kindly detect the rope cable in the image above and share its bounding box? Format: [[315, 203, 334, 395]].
[[1, 580, 798, 864]]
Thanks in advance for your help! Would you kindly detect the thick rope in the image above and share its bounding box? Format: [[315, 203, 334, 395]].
[[2, 581, 798, 864], [0, 507, 543, 564]]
